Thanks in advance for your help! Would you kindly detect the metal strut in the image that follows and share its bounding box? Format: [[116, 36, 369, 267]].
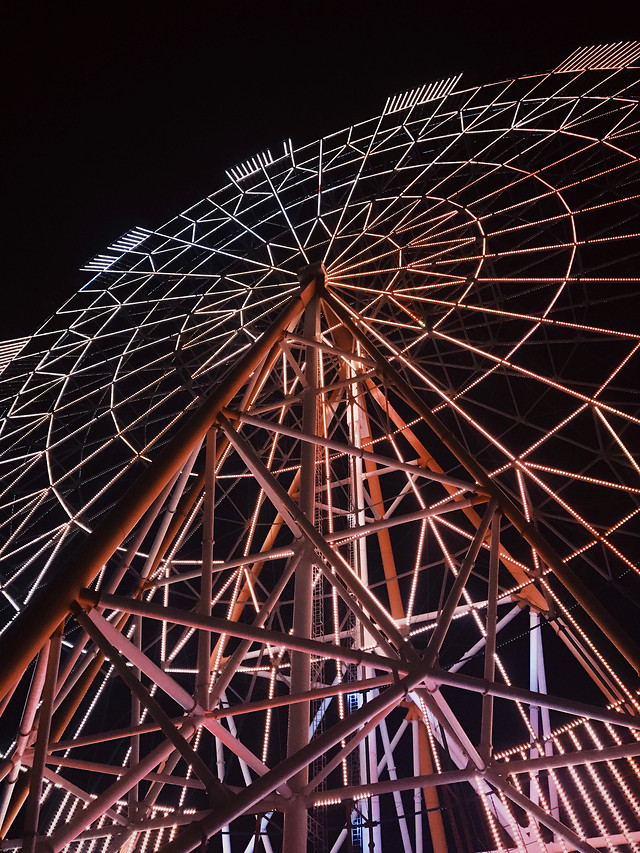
[[283, 271, 321, 851], [0, 277, 319, 702]]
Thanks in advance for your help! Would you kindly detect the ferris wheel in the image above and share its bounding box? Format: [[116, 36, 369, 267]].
[[0, 40, 639, 853]]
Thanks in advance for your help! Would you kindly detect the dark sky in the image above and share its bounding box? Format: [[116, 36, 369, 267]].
[[2, 2, 636, 339]]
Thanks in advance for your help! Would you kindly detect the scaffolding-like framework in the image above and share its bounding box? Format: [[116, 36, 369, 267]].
[[0, 42, 639, 852]]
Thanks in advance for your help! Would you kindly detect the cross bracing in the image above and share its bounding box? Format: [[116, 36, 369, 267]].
[[0, 43, 639, 852]]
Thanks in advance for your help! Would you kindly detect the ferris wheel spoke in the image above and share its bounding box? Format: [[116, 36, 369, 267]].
[[501, 354, 640, 472], [596, 408, 640, 479], [1, 48, 639, 851], [322, 113, 392, 263], [392, 290, 640, 341], [516, 462, 640, 573], [426, 327, 640, 427]]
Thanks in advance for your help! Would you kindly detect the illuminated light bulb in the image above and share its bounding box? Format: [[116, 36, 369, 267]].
[[494, 784, 530, 853], [521, 745, 587, 844], [567, 727, 638, 850], [603, 720, 640, 804], [406, 518, 426, 620], [521, 464, 640, 572], [139, 829, 152, 853], [317, 795, 341, 806], [262, 665, 277, 764], [48, 790, 72, 835], [417, 695, 442, 774], [540, 579, 640, 710], [154, 827, 166, 851], [478, 782, 508, 853], [554, 731, 611, 842]]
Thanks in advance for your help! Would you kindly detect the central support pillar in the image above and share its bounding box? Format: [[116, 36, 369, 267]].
[[283, 268, 322, 851]]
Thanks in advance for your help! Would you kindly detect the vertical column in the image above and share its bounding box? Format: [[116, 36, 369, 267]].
[[130, 615, 141, 821], [412, 720, 424, 853], [348, 355, 381, 851], [197, 428, 216, 709], [529, 608, 541, 806], [480, 510, 500, 761], [283, 290, 319, 851], [23, 626, 63, 853], [0, 648, 49, 831], [530, 607, 560, 819], [216, 737, 232, 853]]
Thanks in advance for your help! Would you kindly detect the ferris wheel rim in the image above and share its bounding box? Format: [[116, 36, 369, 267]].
[[0, 51, 638, 607], [0, 45, 639, 852]]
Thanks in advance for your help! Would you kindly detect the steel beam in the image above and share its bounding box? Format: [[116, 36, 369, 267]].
[[302, 732, 640, 800], [78, 590, 407, 675], [196, 428, 216, 708], [78, 589, 640, 731], [149, 543, 296, 589], [424, 501, 496, 667], [229, 409, 478, 492], [486, 770, 600, 853], [48, 729, 196, 852], [480, 510, 500, 759], [211, 674, 393, 718], [323, 288, 640, 675], [208, 548, 303, 707], [0, 280, 318, 700], [22, 627, 62, 853], [0, 647, 49, 828], [78, 606, 290, 795], [378, 715, 413, 851], [284, 291, 320, 853], [217, 414, 411, 658], [74, 609, 228, 800], [362, 376, 549, 613], [156, 681, 413, 853]]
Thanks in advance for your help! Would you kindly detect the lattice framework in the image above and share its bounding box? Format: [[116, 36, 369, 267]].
[[0, 42, 639, 853]]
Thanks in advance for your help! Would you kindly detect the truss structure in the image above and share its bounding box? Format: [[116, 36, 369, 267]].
[[0, 43, 639, 853]]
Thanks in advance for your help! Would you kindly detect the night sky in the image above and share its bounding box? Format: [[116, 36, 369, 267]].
[[2, 3, 636, 340]]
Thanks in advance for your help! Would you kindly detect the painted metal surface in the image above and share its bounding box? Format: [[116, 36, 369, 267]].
[[0, 42, 639, 852]]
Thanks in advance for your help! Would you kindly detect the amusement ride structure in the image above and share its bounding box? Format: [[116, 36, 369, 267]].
[[0, 41, 639, 853]]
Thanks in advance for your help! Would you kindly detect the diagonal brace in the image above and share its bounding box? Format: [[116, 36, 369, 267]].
[[74, 608, 230, 804], [217, 413, 411, 660]]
